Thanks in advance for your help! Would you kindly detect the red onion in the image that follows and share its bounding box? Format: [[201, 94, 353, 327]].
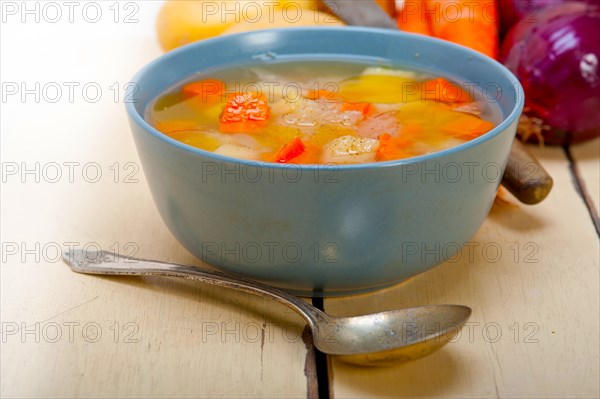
[[500, 2, 600, 144], [499, 0, 598, 36]]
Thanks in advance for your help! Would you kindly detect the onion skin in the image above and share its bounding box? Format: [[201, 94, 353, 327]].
[[501, 2, 600, 145]]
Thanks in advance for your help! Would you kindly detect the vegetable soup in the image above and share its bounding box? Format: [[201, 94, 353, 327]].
[[147, 60, 499, 164]]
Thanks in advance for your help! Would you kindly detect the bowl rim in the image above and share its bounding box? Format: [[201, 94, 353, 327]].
[[126, 26, 524, 170]]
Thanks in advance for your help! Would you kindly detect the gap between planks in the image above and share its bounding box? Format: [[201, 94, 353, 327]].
[[564, 145, 600, 236]]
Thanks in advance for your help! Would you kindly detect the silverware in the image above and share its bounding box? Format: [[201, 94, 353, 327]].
[[322, 0, 397, 29], [322, 0, 553, 204], [63, 249, 471, 367], [502, 139, 553, 204]]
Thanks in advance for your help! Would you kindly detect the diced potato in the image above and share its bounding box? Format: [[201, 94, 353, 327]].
[[213, 144, 260, 160], [338, 75, 419, 103], [326, 136, 379, 156], [356, 111, 401, 138], [397, 101, 452, 126], [322, 136, 379, 163], [253, 124, 304, 149], [278, 98, 362, 129], [310, 124, 357, 146], [167, 131, 222, 152]]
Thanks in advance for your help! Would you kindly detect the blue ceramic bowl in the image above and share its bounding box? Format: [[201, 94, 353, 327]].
[[126, 28, 523, 296]]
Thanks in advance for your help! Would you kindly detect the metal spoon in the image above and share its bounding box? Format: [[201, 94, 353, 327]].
[[62, 249, 471, 367]]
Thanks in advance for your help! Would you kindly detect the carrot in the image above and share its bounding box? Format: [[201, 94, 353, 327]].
[[376, 132, 412, 161], [426, 0, 498, 59], [274, 137, 305, 163], [397, 0, 432, 35], [442, 115, 494, 140], [182, 79, 225, 104], [219, 92, 270, 133], [422, 77, 471, 104], [287, 142, 321, 164]]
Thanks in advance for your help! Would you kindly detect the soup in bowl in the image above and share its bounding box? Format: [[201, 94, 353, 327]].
[[148, 61, 498, 164], [126, 27, 523, 296]]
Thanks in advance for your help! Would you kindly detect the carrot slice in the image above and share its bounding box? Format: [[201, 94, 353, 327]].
[[274, 137, 305, 163], [219, 92, 270, 133], [376, 134, 398, 162], [375, 123, 424, 161], [219, 121, 266, 133], [443, 115, 494, 140], [182, 79, 225, 105], [376, 133, 409, 161], [288, 143, 321, 164]]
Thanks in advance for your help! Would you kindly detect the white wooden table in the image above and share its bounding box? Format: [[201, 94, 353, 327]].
[[2, 2, 599, 397]]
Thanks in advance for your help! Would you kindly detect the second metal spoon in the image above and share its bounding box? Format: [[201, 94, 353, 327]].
[[62, 249, 471, 367]]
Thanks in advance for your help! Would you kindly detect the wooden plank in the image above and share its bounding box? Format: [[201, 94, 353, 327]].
[[1, 183, 311, 398], [0, 130, 312, 397], [0, 8, 311, 397], [570, 137, 600, 226], [325, 146, 600, 398]]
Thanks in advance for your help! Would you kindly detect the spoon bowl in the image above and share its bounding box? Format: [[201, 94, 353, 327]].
[[63, 249, 471, 367], [313, 306, 471, 366]]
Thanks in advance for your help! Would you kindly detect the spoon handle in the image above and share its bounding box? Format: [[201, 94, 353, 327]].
[[62, 249, 325, 327], [501, 139, 553, 204]]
